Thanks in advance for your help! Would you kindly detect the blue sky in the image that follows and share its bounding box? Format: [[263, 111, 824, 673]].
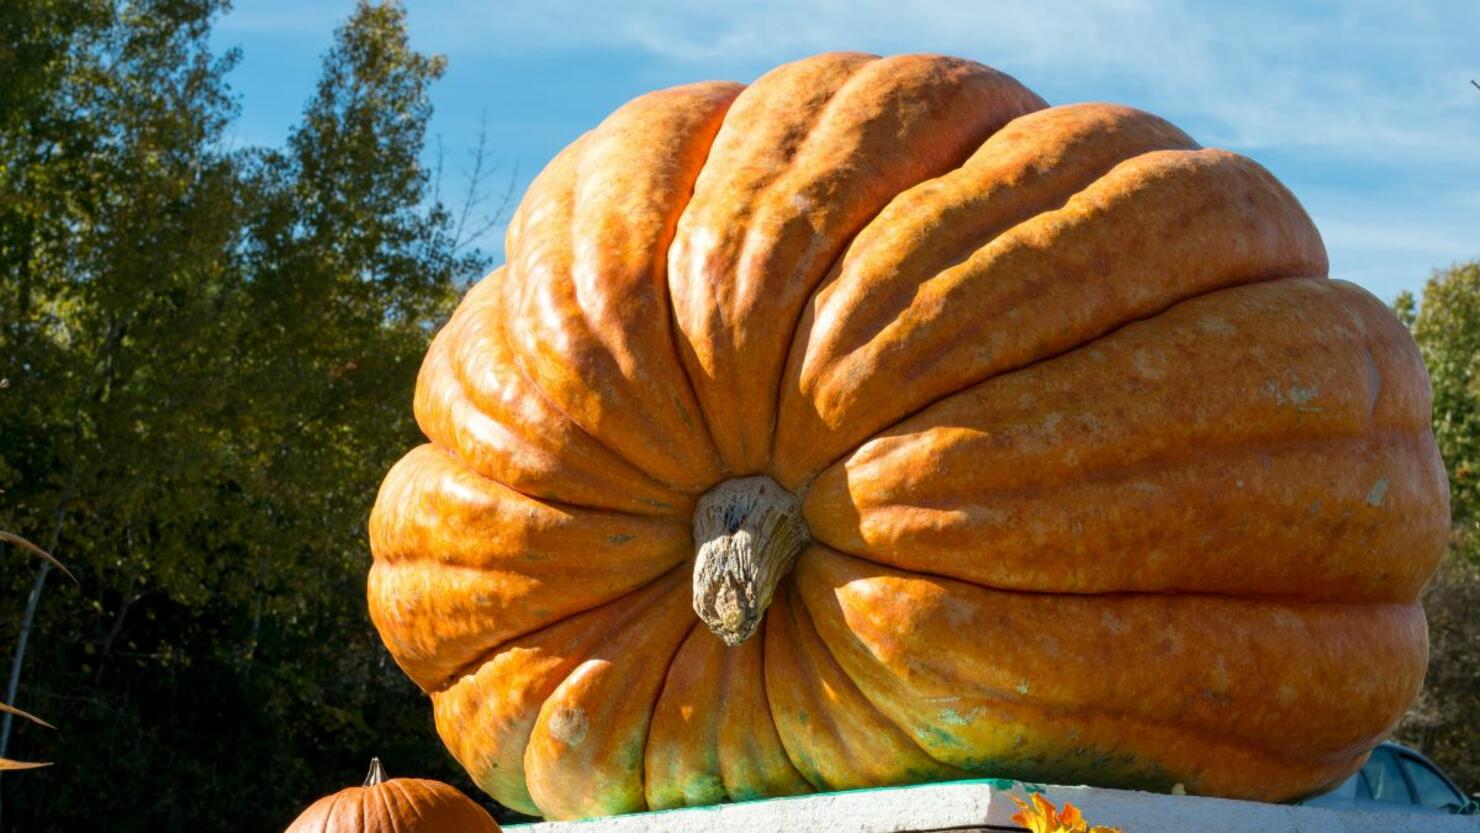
[[212, 1, 1479, 301]]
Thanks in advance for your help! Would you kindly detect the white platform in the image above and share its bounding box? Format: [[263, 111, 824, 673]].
[[506, 778, 1479, 832]]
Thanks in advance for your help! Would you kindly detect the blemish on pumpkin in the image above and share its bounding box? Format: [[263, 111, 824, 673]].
[[1209, 654, 1230, 693], [1288, 384, 1319, 408], [1130, 348, 1167, 380], [1366, 477, 1388, 507], [940, 595, 976, 628], [1266, 379, 1323, 412], [1197, 317, 1237, 335], [939, 706, 984, 726], [1015, 680, 1031, 696], [547, 705, 589, 747], [607, 534, 635, 545], [1363, 351, 1383, 418]]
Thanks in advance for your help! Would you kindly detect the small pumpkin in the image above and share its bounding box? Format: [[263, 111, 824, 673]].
[[284, 759, 499, 833], [367, 51, 1447, 820]]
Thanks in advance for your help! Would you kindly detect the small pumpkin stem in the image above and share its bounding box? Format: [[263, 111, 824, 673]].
[[364, 757, 387, 787], [692, 476, 809, 647]]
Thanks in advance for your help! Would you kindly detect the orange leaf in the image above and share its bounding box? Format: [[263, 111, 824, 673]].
[[0, 531, 77, 584], [0, 759, 51, 771], [0, 701, 54, 730], [1007, 793, 1124, 833]]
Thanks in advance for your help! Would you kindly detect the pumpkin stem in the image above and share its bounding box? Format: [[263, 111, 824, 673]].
[[692, 476, 809, 646], [364, 757, 387, 786]]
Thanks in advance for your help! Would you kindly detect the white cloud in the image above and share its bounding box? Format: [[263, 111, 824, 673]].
[[416, 1, 1480, 166], [212, 0, 1471, 295]]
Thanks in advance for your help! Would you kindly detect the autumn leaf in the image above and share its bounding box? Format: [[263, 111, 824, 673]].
[[1010, 793, 1124, 833], [0, 701, 54, 730], [0, 531, 76, 584]]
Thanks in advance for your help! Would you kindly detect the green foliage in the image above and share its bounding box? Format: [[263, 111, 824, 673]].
[[1397, 262, 1480, 560], [0, 1, 506, 829], [1396, 549, 1480, 793], [1392, 260, 1480, 793]]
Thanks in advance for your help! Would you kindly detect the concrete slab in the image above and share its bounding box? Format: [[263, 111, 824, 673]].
[[506, 779, 1479, 832]]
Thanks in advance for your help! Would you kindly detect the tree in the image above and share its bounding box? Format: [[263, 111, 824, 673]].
[[0, 2, 499, 829], [1, 3, 249, 824], [1393, 261, 1480, 791]]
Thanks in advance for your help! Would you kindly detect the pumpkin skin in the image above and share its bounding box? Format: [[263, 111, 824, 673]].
[[284, 760, 500, 833], [367, 51, 1448, 821]]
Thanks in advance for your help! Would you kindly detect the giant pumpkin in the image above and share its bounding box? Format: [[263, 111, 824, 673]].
[[367, 52, 1448, 820]]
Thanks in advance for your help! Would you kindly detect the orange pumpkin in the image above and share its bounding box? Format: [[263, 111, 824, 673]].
[[284, 759, 500, 833], [367, 51, 1447, 820]]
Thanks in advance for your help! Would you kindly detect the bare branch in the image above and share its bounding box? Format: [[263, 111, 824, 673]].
[[450, 110, 518, 254]]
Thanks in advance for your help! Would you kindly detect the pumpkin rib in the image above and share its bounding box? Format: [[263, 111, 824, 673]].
[[762, 580, 968, 791], [793, 546, 1426, 799], [370, 444, 693, 568], [502, 82, 742, 493], [644, 621, 814, 808], [431, 565, 693, 815], [374, 778, 402, 833], [801, 277, 1446, 602], [664, 52, 884, 476], [420, 270, 690, 515], [771, 147, 1328, 490], [429, 561, 690, 696], [774, 104, 1203, 477], [669, 52, 1047, 474], [523, 589, 700, 818], [644, 627, 727, 809], [720, 620, 813, 801], [633, 620, 707, 809], [782, 550, 1372, 789], [804, 594, 1374, 795], [805, 429, 1442, 603], [780, 265, 1299, 497], [368, 443, 693, 691], [444, 274, 656, 502], [499, 282, 703, 496], [383, 780, 410, 832], [320, 789, 348, 833]]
